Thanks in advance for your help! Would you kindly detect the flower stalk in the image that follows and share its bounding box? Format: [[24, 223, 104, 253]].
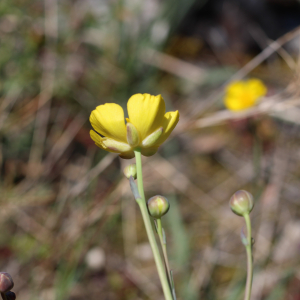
[[134, 149, 173, 300], [156, 218, 173, 288], [243, 213, 253, 300]]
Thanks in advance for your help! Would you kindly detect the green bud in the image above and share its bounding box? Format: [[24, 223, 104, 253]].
[[0, 273, 14, 293], [123, 164, 137, 179], [126, 123, 140, 147], [229, 190, 254, 216], [147, 195, 170, 219], [102, 138, 131, 153], [142, 127, 163, 148]]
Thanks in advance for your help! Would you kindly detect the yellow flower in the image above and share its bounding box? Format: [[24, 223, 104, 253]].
[[224, 79, 267, 111], [89, 94, 180, 159]]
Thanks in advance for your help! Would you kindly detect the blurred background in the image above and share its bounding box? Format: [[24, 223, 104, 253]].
[[1, 0, 300, 299]]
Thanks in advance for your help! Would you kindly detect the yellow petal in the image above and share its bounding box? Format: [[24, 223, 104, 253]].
[[224, 79, 267, 111], [225, 81, 244, 96], [246, 79, 267, 98], [141, 146, 159, 157], [90, 103, 127, 142], [155, 111, 179, 145], [90, 130, 106, 150], [224, 94, 254, 111], [127, 94, 166, 140], [90, 130, 121, 153]]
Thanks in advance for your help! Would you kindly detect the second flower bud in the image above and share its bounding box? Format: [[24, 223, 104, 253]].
[[147, 195, 170, 219], [229, 190, 254, 216], [123, 164, 137, 180]]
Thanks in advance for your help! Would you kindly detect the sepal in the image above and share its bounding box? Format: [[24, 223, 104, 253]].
[[126, 122, 140, 147], [142, 127, 163, 147], [102, 138, 131, 153]]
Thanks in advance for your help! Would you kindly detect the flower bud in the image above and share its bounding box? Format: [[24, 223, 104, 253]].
[[142, 127, 163, 148], [102, 138, 131, 153], [5, 291, 16, 300], [126, 123, 140, 147], [0, 273, 14, 293], [147, 195, 170, 219], [123, 164, 137, 179], [229, 190, 254, 216]]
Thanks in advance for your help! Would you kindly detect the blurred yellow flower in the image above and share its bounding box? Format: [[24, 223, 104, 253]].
[[224, 79, 267, 111], [90, 94, 179, 159]]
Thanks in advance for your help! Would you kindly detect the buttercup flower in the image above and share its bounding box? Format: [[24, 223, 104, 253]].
[[224, 79, 267, 111], [90, 94, 179, 159]]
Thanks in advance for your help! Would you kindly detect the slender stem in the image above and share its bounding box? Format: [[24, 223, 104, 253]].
[[134, 150, 173, 300], [135, 150, 145, 201], [243, 213, 253, 300], [156, 218, 172, 287]]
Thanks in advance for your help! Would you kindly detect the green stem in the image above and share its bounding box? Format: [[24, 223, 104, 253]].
[[134, 150, 173, 300], [156, 218, 172, 287], [135, 150, 145, 201], [243, 213, 253, 300]]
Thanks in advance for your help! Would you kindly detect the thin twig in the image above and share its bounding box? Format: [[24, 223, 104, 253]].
[[0, 87, 22, 131], [185, 97, 300, 130], [27, 0, 58, 179], [43, 113, 86, 175], [140, 48, 206, 85], [68, 153, 116, 197]]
